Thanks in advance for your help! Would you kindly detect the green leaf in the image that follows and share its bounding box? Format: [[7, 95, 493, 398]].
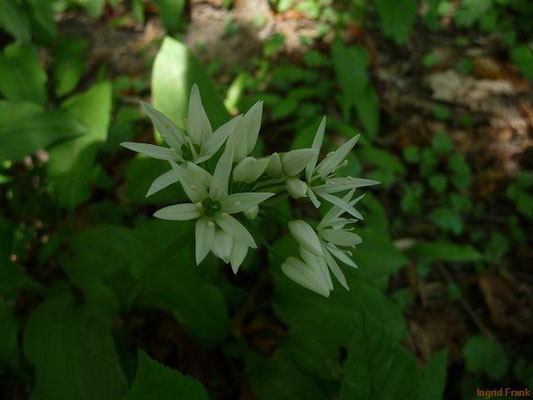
[[157, 0, 186, 33], [0, 0, 31, 42], [279, 323, 340, 379], [353, 229, 408, 280], [511, 45, 533, 81], [0, 101, 86, 161], [419, 349, 448, 400], [341, 312, 420, 399], [84, 0, 106, 17], [462, 335, 509, 379], [454, 0, 492, 28], [428, 207, 463, 235], [0, 43, 47, 104], [407, 241, 482, 262], [24, 292, 128, 400], [332, 40, 379, 138], [448, 153, 471, 189], [61, 225, 140, 301], [26, 0, 57, 43], [125, 350, 208, 400], [152, 37, 229, 134], [47, 82, 112, 209], [0, 298, 19, 371], [431, 131, 453, 154], [62, 219, 230, 343], [249, 355, 327, 400], [376, 0, 417, 45], [135, 220, 230, 344], [53, 36, 88, 97]]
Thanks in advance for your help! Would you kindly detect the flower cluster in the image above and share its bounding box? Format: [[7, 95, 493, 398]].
[[122, 85, 378, 296]]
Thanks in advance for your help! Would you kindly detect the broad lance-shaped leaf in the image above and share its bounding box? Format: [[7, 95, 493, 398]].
[[53, 36, 88, 97], [406, 241, 482, 262], [0, 0, 31, 43], [0, 101, 85, 161], [341, 312, 420, 400], [125, 350, 208, 400], [133, 220, 231, 343], [23, 292, 128, 400], [332, 39, 379, 138], [47, 82, 112, 209], [25, 0, 57, 44], [157, 0, 186, 33], [248, 355, 328, 400], [0, 43, 47, 104], [376, 0, 417, 45], [152, 37, 229, 135], [418, 349, 448, 400]]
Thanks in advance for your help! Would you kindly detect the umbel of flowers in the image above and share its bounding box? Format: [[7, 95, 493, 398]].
[[122, 85, 378, 297]]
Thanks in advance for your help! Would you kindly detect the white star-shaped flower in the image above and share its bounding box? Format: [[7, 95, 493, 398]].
[[153, 149, 274, 271]]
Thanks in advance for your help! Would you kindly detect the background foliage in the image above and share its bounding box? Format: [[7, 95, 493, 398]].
[[0, 0, 532, 399]]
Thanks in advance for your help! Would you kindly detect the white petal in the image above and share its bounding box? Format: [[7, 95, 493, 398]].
[[170, 161, 208, 203], [243, 101, 263, 154], [322, 245, 349, 290], [316, 135, 360, 178], [307, 188, 322, 208], [220, 192, 274, 214], [195, 218, 215, 264], [216, 213, 256, 248], [146, 169, 179, 197], [286, 178, 308, 199], [318, 190, 358, 229], [326, 243, 358, 268], [154, 203, 201, 220], [320, 229, 362, 247], [226, 117, 249, 162], [281, 257, 330, 297], [281, 148, 318, 177], [211, 230, 233, 263], [140, 101, 184, 149], [288, 220, 323, 257], [205, 115, 241, 156], [300, 247, 333, 291], [121, 142, 178, 160], [320, 177, 380, 193], [230, 240, 248, 274], [187, 84, 212, 145], [305, 116, 326, 182], [186, 162, 212, 189], [209, 149, 234, 200], [317, 191, 363, 220]]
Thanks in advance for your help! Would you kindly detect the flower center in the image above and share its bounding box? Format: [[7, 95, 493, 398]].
[[202, 198, 221, 217]]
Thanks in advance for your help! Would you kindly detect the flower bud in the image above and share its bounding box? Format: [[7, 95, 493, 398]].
[[243, 205, 259, 220], [265, 153, 282, 178], [233, 157, 268, 183], [288, 220, 323, 257], [281, 148, 317, 177], [286, 178, 307, 199], [281, 257, 329, 297]]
